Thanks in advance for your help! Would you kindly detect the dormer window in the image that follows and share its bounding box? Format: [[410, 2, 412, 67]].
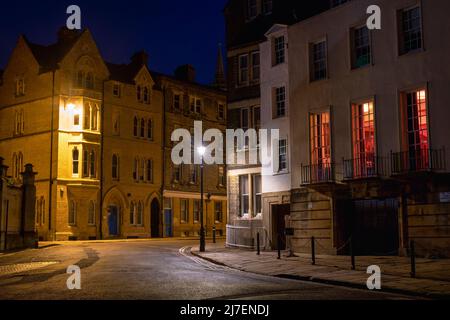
[[137, 85, 142, 101], [113, 83, 121, 97], [86, 72, 94, 89], [143, 87, 149, 104], [15, 78, 25, 97]]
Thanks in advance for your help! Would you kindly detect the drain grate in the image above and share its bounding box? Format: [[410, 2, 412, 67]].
[[0, 262, 59, 276]]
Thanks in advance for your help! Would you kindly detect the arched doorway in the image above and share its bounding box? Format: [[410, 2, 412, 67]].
[[151, 198, 161, 238]]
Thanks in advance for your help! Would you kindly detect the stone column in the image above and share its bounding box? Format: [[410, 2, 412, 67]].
[[20, 163, 38, 249]]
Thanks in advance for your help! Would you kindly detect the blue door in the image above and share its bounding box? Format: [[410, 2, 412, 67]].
[[164, 209, 173, 237], [108, 206, 119, 236]]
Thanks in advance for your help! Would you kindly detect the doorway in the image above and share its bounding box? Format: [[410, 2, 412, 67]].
[[271, 204, 290, 250], [108, 205, 119, 236], [151, 198, 161, 238]]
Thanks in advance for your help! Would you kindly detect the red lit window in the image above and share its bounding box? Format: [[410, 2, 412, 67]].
[[310, 112, 331, 166], [406, 89, 429, 168], [352, 101, 376, 176]]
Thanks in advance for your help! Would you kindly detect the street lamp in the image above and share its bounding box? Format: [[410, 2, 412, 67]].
[[197, 146, 206, 252]]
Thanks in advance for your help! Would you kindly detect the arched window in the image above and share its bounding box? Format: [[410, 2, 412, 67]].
[[147, 119, 153, 140], [88, 201, 95, 225], [112, 154, 119, 180], [69, 200, 76, 225], [83, 150, 89, 177], [72, 148, 79, 175], [130, 201, 136, 225], [86, 72, 94, 89], [147, 159, 153, 182], [90, 151, 96, 178], [140, 118, 145, 138], [137, 201, 143, 226], [133, 157, 139, 181], [140, 158, 145, 181], [143, 87, 149, 103], [133, 116, 138, 137], [137, 86, 142, 101]]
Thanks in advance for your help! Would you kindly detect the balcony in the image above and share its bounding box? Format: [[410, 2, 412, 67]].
[[391, 148, 446, 175], [343, 155, 390, 180], [301, 162, 336, 185]]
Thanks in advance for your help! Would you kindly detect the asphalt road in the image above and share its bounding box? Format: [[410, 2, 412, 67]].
[[0, 240, 414, 300]]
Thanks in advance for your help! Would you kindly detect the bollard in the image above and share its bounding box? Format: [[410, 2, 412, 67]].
[[350, 236, 356, 270], [277, 235, 281, 259], [212, 226, 216, 244], [410, 240, 416, 278], [257, 232, 260, 256], [311, 236, 316, 265]]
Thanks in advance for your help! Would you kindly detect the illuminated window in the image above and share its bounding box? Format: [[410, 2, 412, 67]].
[[399, 6, 422, 55], [352, 101, 376, 176], [88, 201, 95, 225], [193, 200, 200, 223], [180, 199, 188, 223], [72, 148, 79, 176], [310, 40, 327, 81], [405, 89, 429, 169], [274, 36, 285, 65], [310, 112, 331, 165], [74, 114, 80, 126]]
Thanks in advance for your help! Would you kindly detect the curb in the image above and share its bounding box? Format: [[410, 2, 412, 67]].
[[191, 249, 450, 300]]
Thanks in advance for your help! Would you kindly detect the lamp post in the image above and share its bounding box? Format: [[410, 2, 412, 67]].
[[198, 146, 206, 252]]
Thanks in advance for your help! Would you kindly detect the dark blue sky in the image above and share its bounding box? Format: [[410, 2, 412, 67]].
[[0, 0, 227, 84]]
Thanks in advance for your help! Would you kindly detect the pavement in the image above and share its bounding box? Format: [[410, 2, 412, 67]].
[[0, 239, 416, 300], [191, 243, 450, 299]]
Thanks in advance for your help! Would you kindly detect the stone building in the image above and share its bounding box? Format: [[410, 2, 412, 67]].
[[224, 0, 329, 248], [155, 66, 228, 238], [0, 27, 227, 241], [0, 158, 37, 250], [287, 0, 450, 257]]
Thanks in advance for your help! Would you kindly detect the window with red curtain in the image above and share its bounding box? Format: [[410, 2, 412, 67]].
[[310, 112, 331, 166], [351, 101, 376, 177], [406, 89, 428, 169]]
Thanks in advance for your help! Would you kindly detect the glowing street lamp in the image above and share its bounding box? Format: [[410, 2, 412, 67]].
[[197, 146, 206, 252]]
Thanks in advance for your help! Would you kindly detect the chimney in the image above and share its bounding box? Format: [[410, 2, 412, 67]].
[[57, 26, 80, 43], [174, 64, 196, 82], [131, 51, 149, 66]]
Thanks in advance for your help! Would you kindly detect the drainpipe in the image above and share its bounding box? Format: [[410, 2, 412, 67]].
[[48, 70, 56, 240], [160, 85, 167, 237], [99, 80, 106, 240]]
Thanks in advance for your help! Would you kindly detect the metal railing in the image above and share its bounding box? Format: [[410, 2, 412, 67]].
[[391, 147, 446, 174], [301, 162, 336, 185], [343, 155, 390, 180], [226, 224, 268, 249]]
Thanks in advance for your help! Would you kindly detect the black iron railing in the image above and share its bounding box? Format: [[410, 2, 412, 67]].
[[301, 162, 336, 185], [391, 147, 446, 174], [343, 155, 390, 180]]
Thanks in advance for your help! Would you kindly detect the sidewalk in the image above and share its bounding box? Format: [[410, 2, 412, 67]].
[[191, 243, 450, 299]]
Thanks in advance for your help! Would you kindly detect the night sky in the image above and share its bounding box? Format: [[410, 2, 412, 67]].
[[0, 0, 227, 85]]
